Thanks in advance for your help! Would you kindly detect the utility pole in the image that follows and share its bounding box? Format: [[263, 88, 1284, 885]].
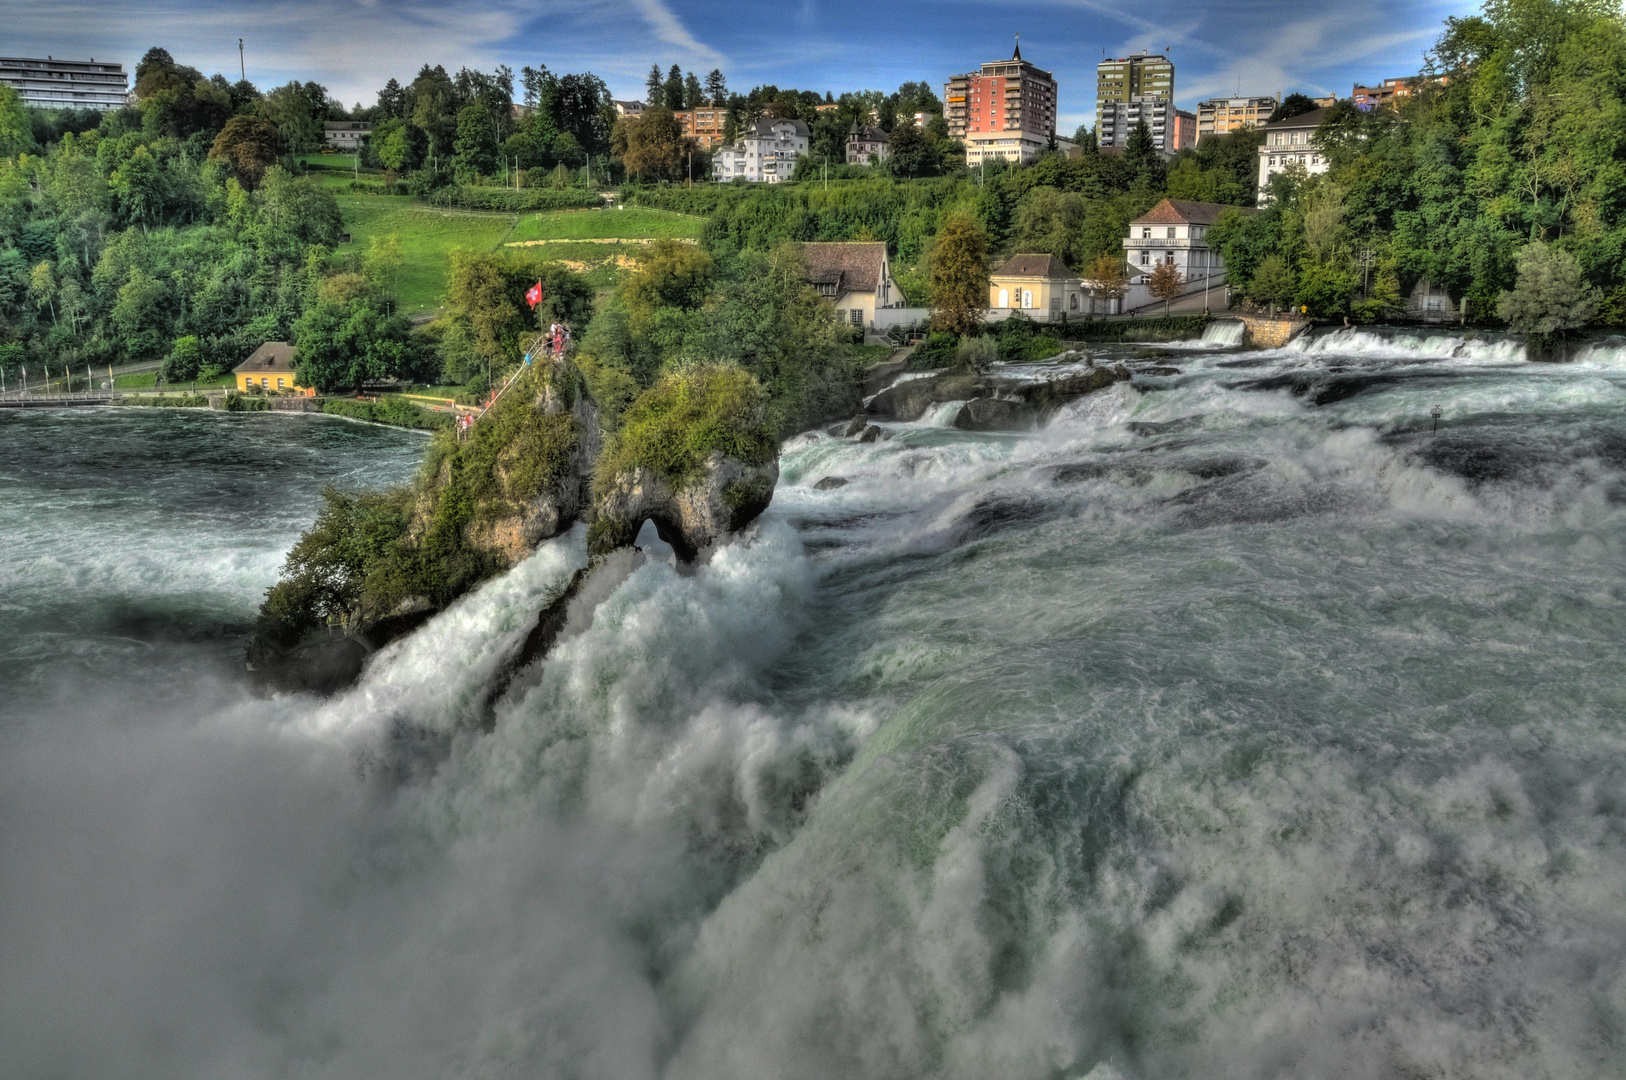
[[238, 38, 245, 81]]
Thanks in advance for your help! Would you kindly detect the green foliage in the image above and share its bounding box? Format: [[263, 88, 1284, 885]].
[[1249, 254, 1299, 310], [931, 214, 988, 336], [1497, 241, 1600, 344], [594, 365, 776, 493], [163, 334, 203, 381], [423, 185, 600, 212], [320, 395, 453, 430], [1065, 315, 1211, 342], [223, 393, 270, 411], [908, 331, 959, 369], [118, 393, 210, 408]]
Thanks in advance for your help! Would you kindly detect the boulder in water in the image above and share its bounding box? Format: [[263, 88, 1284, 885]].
[[842, 414, 869, 437], [858, 425, 883, 444], [952, 398, 1036, 432], [813, 476, 848, 490]]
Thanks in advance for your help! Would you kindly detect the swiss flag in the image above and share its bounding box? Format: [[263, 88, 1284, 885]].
[[525, 281, 543, 307]]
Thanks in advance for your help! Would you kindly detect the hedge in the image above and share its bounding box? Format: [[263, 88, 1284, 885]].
[[423, 186, 603, 213], [320, 396, 453, 431]]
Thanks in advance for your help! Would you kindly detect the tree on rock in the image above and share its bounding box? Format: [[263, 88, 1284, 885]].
[[931, 214, 989, 337], [1498, 242, 1599, 359], [589, 365, 779, 561]]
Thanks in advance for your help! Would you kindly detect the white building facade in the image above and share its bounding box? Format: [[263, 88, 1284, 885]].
[[712, 118, 809, 183], [1121, 198, 1253, 310], [1257, 106, 1330, 201], [0, 55, 128, 110]]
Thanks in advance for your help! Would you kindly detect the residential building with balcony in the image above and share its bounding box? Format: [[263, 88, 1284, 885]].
[[944, 42, 1058, 166], [1096, 51, 1173, 135], [1353, 74, 1447, 110], [711, 118, 808, 183], [1256, 106, 1329, 200], [673, 107, 726, 148], [1122, 198, 1251, 305], [613, 100, 645, 117], [0, 55, 128, 111], [1196, 94, 1278, 143], [1099, 94, 1171, 151]]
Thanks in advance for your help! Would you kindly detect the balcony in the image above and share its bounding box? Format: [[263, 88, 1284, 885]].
[[1122, 237, 1202, 250]]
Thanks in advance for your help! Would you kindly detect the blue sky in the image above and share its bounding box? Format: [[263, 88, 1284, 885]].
[[4, 0, 1472, 132]]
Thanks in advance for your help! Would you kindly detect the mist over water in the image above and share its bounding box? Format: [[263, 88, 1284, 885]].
[[3, 337, 1625, 1079]]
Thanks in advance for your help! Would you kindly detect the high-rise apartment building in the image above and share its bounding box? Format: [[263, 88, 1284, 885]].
[[1195, 95, 1278, 143], [1096, 51, 1173, 135], [944, 42, 1058, 166], [0, 55, 128, 111], [1099, 95, 1170, 151]]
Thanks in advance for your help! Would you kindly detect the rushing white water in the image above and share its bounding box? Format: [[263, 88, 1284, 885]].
[[3, 335, 1625, 1079], [1200, 318, 1246, 347]]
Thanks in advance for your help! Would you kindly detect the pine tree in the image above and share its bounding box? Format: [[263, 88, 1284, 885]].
[[683, 71, 704, 110], [704, 70, 727, 107], [646, 64, 663, 107], [664, 65, 684, 110]]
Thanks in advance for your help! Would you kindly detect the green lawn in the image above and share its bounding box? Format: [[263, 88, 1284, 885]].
[[114, 371, 234, 389], [301, 152, 359, 172], [333, 192, 518, 316], [506, 207, 704, 243]]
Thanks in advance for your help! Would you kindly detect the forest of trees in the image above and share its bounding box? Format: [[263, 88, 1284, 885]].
[[4, 0, 1624, 410]]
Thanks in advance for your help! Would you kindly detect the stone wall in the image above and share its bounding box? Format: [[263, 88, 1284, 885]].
[[1239, 315, 1311, 348]]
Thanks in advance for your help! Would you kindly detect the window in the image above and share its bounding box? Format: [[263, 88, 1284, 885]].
[[1139, 251, 1149, 265], [277, 378, 285, 388], [1167, 227, 1176, 239], [998, 288, 1009, 307], [849, 309, 863, 327], [1021, 290, 1033, 309], [261, 377, 269, 388], [1141, 227, 1151, 239]]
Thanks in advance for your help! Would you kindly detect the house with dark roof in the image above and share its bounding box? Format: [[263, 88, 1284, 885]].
[[802, 242, 901, 330], [846, 123, 889, 165], [990, 253, 1087, 321], [233, 342, 313, 396]]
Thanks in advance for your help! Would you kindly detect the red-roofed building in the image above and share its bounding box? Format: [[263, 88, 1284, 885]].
[[1122, 199, 1255, 308]]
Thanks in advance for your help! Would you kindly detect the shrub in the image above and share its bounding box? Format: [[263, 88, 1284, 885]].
[[955, 336, 997, 371], [223, 394, 269, 411], [425, 185, 602, 213], [909, 331, 959, 369], [594, 365, 776, 494]]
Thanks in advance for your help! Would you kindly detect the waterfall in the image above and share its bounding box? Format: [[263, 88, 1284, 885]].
[[1200, 319, 1246, 348]]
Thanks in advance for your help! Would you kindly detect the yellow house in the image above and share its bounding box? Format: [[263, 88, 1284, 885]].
[[234, 342, 313, 395], [989, 254, 1086, 321]]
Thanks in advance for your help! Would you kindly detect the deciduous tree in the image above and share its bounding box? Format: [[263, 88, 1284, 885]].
[[930, 213, 989, 336], [208, 115, 283, 190]]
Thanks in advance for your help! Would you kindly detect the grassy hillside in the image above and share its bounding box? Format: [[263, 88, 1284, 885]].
[[320, 184, 705, 316], [329, 186, 518, 316]]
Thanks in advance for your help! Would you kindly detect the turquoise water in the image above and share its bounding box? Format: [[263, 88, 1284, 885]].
[[2, 335, 1624, 1078]]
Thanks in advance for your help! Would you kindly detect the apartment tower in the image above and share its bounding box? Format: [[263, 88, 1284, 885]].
[[0, 55, 128, 110], [945, 40, 1059, 166], [1096, 50, 1173, 147], [1195, 94, 1278, 143]]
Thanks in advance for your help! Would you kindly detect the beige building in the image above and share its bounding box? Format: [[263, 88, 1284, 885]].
[[846, 123, 889, 165], [673, 107, 726, 148], [803, 243, 902, 330], [989, 254, 1087, 321], [1196, 94, 1278, 143]]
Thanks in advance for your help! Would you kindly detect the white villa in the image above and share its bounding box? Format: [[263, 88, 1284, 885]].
[[1256, 106, 1330, 202], [1121, 198, 1253, 311], [713, 118, 810, 183]]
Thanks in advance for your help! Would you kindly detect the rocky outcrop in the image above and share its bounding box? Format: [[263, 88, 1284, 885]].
[[464, 368, 602, 565], [590, 451, 778, 562]]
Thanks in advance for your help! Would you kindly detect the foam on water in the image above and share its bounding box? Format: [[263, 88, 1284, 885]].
[[1284, 325, 1528, 364], [5, 333, 1626, 1079]]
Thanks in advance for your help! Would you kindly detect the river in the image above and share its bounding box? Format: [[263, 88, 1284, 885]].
[[2, 328, 1624, 1079]]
